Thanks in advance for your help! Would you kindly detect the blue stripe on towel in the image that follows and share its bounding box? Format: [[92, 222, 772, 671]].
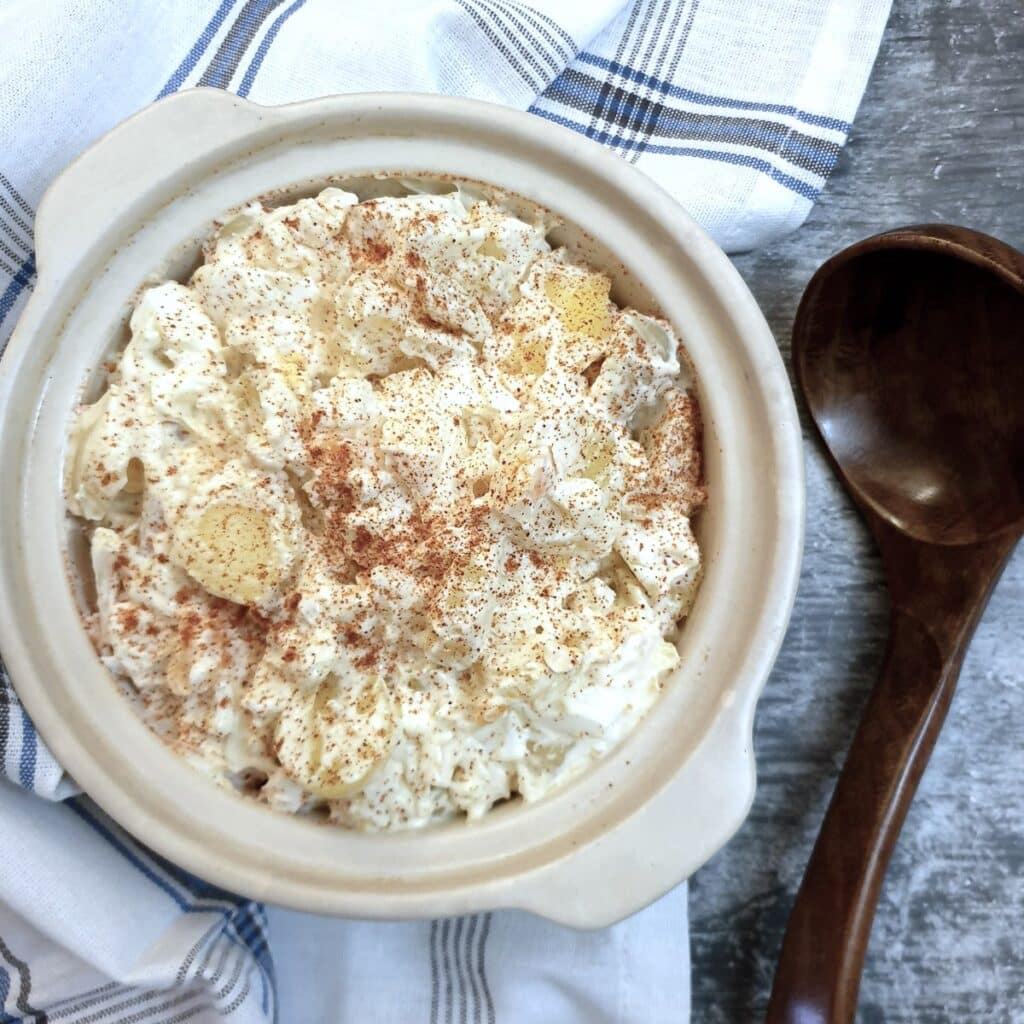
[[530, 106, 821, 200], [236, 0, 308, 98], [67, 800, 274, 1011], [16, 712, 35, 791], [0, 966, 12, 1023], [540, 70, 839, 176], [0, 254, 35, 335], [158, 0, 240, 97], [576, 51, 851, 132]]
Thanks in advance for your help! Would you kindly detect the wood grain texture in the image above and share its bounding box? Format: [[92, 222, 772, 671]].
[[768, 226, 1024, 1022], [689, 1, 1024, 1021]]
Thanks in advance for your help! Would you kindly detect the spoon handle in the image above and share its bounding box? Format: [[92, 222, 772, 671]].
[[766, 529, 1017, 1024]]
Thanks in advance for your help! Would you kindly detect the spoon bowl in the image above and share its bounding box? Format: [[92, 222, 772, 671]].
[[768, 225, 1024, 1023], [798, 234, 1024, 545]]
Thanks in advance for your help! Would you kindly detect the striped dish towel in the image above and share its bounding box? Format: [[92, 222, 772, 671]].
[[0, 1, 890, 1021]]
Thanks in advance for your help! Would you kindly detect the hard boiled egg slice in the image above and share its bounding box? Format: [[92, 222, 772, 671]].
[[171, 502, 285, 605], [275, 675, 394, 799]]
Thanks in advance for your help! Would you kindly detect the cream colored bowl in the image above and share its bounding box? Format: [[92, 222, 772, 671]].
[[0, 90, 803, 927]]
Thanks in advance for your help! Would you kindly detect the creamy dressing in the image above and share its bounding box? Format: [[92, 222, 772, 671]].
[[65, 186, 706, 831]]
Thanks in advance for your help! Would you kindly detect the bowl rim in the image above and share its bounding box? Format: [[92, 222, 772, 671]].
[[0, 89, 805, 927]]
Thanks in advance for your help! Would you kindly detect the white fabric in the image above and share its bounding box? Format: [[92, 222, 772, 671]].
[[268, 896, 690, 1024], [0, 1, 891, 1021]]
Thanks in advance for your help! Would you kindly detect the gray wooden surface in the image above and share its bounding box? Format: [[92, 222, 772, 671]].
[[689, 1, 1024, 1021]]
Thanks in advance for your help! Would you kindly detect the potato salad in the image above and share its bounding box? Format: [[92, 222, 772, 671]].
[[65, 185, 706, 830]]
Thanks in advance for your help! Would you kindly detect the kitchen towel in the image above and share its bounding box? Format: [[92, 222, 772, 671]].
[[0, 1, 891, 1021]]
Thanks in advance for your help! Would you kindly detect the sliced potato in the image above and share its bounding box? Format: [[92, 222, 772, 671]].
[[544, 272, 613, 339], [171, 502, 282, 605], [277, 351, 308, 393], [478, 234, 507, 260], [275, 675, 394, 798], [66, 392, 114, 517], [578, 434, 616, 486], [437, 556, 488, 613], [460, 663, 504, 725], [165, 648, 192, 696], [498, 332, 547, 377], [233, 370, 262, 426]]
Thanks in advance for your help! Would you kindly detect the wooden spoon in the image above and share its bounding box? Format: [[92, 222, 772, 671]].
[[766, 225, 1024, 1023]]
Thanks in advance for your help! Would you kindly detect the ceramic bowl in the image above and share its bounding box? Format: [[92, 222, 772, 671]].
[[0, 90, 803, 927]]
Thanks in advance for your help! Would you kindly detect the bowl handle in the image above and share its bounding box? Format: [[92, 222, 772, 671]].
[[33, 89, 273, 283]]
